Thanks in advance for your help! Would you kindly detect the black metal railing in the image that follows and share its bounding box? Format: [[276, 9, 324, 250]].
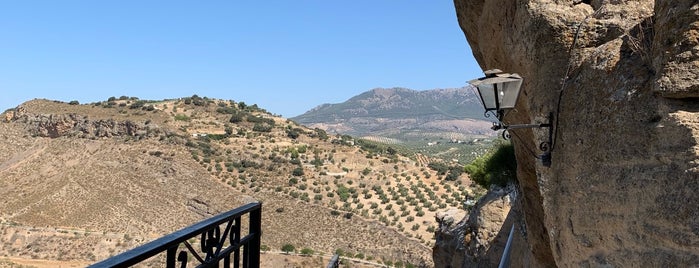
[[326, 254, 340, 268], [91, 202, 262, 268]]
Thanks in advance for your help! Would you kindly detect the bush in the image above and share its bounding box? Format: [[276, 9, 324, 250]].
[[300, 248, 314, 256], [68, 100, 79, 105], [281, 244, 295, 254], [292, 167, 304, 176], [464, 142, 517, 188], [252, 123, 272, 132], [229, 113, 244, 123], [129, 100, 146, 109], [174, 114, 190, 121]]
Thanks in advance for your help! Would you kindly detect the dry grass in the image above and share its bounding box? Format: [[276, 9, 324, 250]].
[[0, 97, 483, 267]]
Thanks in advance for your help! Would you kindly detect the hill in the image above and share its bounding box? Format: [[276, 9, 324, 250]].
[[0, 96, 483, 267], [292, 87, 497, 163]]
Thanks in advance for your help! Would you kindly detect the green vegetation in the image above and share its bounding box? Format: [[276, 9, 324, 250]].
[[292, 167, 304, 176], [174, 114, 190, 121], [464, 141, 517, 188], [281, 244, 295, 254], [427, 162, 463, 181], [300, 247, 314, 256]]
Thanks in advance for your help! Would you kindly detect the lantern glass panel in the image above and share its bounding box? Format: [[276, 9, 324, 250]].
[[497, 79, 522, 109], [477, 84, 497, 110]]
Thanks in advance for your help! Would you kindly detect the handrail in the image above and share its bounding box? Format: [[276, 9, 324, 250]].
[[498, 224, 515, 268], [326, 254, 340, 268], [90, 202, 262, 268]]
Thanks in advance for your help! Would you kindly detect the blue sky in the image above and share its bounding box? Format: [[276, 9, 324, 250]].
[[0, 1, 481, 117]]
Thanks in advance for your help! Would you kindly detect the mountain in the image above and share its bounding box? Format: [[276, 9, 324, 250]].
[[293, 86, 493, 139], [292, 87, 497, 163], [0, 96, 482, 267]]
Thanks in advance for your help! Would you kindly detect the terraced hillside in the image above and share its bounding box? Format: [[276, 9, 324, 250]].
[[0, 96, 482, 267]]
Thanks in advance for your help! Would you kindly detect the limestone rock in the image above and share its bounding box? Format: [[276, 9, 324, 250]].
[[433, 185, 518, 267], [10, 107, 161, 139], [452, 0, 699, 266]]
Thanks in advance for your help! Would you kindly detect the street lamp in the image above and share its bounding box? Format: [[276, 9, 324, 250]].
[[469, 69, 553, 167]]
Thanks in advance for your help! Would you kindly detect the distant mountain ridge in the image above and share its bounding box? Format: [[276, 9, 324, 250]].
[[292, 86, 494, 140]]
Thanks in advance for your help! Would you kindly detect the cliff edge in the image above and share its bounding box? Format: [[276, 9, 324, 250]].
[[450, 0, 699, 266]]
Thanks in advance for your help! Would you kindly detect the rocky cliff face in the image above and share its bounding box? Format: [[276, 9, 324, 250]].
[[451, 0, 699, 266], [7, 105, 163, 139], [433, 186, 521, 267]]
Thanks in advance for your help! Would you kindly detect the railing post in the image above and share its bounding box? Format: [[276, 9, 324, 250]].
[[166, 246, 177, 268], [247, 205, 262, 268]]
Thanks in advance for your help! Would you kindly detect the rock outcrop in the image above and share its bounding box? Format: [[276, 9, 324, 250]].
[[433, 185, 520, 267], [449, 0, 699, 266], [9, 105, 162, 139]]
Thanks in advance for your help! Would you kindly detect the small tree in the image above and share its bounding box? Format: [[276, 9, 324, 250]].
[[281, 244, 295, 254], [464, 142, 516, 188]]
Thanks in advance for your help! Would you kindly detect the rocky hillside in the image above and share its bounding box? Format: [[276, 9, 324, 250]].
[[293, 87, 493, 139], [0, 96, 485, 267], [442, 0, 699, 266]]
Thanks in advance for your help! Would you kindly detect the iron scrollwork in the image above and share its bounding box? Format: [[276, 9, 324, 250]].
[[171, 216, 252, 268], [489, 113, 554, 167], [90, 202, 262, 268]]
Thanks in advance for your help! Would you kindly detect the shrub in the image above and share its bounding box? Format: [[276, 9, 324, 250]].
[[292, 167, 304, 176], [129, 100, 146, 109], [336, 185, 350, 202], [252, 123, 272, 132], [229, 113, 244, 123], [300, 248, 314, 256], [174, 114, 190, 121], [464, 142, 517, 188]]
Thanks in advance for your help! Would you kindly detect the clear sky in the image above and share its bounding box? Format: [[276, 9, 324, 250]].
[[0, 1, 482, 118]]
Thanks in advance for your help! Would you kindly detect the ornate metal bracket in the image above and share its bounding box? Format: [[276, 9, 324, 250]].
[[491, 112, 553, 167]]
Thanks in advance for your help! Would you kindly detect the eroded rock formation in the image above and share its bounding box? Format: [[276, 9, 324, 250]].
[[433, 186, 521, 267], [449, 0, 699, 266], [9, 105, 163, 139]]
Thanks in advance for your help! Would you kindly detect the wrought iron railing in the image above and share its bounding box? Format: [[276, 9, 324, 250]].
[[91, 202, 262, 268]]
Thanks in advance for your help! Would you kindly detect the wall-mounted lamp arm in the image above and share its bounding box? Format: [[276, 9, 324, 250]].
[[493, 122, 551, 131]]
